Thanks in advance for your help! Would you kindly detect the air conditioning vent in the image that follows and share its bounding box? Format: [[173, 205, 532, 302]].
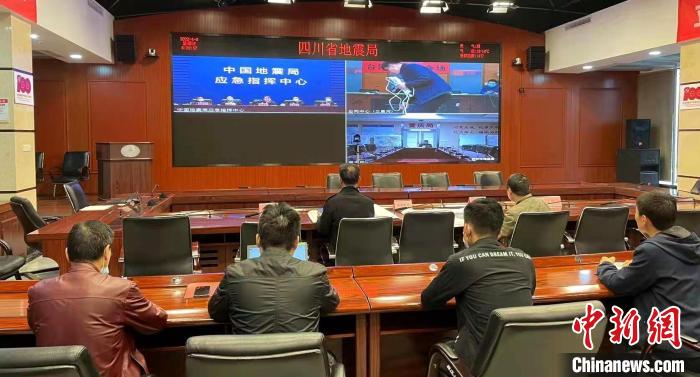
[[565, 16, 591, 30]]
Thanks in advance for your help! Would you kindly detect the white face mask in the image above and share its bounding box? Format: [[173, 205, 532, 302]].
[[100, 260, 109, 275]]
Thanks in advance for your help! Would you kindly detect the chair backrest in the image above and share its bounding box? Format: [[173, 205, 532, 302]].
[[509, 211, 569, 257], [420, 172, 450, 188], [326, 174, 341, 190], [398, 211, 454, 263], [676, 210, 700, 236], [472, 301, 606, 377], [372, 173, 403, 189], [336, 217, 393, 266], [63, 182, 90, 213], [186, 333, 331, 377], [9, 196, 46, 237], [61, 151, 90, 180], [239, 222, 258, 260], [473, 171, 503, 186], [574, 206, 629, 254], [123, 216, 193, 277], [35, 152, 45, 183], [0, 345, 100, 377]]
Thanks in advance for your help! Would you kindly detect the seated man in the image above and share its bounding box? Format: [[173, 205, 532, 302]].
[[498, 173, 550, 243], [28, 221, 168, 377], [598, 192, 700, 370], [209, 203, 339, 333], [422, 198, 536, 366], [317, 163, 374, 250]]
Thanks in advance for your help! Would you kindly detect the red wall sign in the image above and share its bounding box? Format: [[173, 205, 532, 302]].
[[0, 0, 37, 23], [678, 0, 700, 42]]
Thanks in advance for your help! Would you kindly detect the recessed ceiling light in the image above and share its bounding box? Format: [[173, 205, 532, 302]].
[[648, 50, 662, 56], [69, 54, 83, 60], [582, 65, 593, 70], [30, 33, 39, 40]]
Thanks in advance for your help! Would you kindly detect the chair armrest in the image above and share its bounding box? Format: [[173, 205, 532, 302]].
[[564, 232, 575, 244], [331, 362, 346, 377], [41, 216, 61, 223], [0, 239, 12, 256], [682, 335, 700, 352], [433, 342, 460, 361], [430, 342, 471, 377]]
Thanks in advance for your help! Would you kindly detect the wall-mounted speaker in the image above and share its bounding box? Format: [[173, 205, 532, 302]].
[[526, 46, 545, 71], [626, 119, 651, 149], [114, 34, 136, 64]]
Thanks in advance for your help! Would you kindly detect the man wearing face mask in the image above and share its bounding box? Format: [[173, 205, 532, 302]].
[[28, 221, 167, 377], [421, 198, 535, 367], [598, 192, 700, 370]]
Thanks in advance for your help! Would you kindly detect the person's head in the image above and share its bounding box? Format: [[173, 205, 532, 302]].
[[339, 163, 360, 186], [486, 79, 498, 88], [325, 96, 332, 102], [256, 203, 301, 253], [506, 173, 531, 201], [263, 95, 272, 102], [381, 61, 403, 75], [635, 192, 677, 237], [292, 96, 300, 102], [65, 221, 114, 272], [463, 198, 504, 246]]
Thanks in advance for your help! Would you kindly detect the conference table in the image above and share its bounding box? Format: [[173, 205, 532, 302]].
[[0, 251, 632, 377]]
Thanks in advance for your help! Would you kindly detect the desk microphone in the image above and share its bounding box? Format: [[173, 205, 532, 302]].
[[244, 212, 261, 218]]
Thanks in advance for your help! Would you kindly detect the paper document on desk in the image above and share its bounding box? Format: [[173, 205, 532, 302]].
[[401, 207, 465, 228], [307, 209, 319, 223], [80, 205, 114, 211], [373, 204, 398, 219]]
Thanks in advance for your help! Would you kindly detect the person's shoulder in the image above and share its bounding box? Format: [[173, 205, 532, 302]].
[[293, 260, 329, 277], [504, 247, 535, 264], [224, 259, 253, 278], [27, 277, 58, 297]]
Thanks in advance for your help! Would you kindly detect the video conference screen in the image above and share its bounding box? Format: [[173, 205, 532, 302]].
[[171, 34, 501, 166]]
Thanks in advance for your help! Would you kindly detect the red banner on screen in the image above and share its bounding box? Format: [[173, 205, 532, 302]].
[[678, 0, 700, 42], [361, 61, 450, 74], [0, 0, 37, 22]]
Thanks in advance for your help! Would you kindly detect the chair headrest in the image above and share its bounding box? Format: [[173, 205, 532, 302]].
[[0, 346, 97, 376]]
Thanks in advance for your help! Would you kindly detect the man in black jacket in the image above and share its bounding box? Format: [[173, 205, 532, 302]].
[[421, 198, 535, 367], [208, 203, 339, 333], [317, 163, 374, 250], [598, 192, 700, 369]]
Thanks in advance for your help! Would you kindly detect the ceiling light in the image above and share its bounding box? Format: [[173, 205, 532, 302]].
[[70, 54, 83, 60], [582, 65, 593, 70], [488, 1, 514, 13], [30, 33, 39, 40], [268, 0, 294, 4], [648, 50, 662, 56], [344, 0, 372, 7], [420, 0, 448, 14]]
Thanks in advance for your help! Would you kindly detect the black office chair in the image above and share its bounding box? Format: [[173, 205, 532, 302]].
[[473, 171, 503, 186], [398, 211, 455, 263], [642, 335, 700, 376], [0, 240, 25, 281], [335, 217, 393, 266], [123, 216, 194, 277], [63, 181, 90, 213], [0, 345, 100, 376], [238, 222, 258, 261], [8, 197, 60, 278], [572, 207, 629, 254], [35, 152, 45, 183], [186, 333, 344, 377], [51, 151, 90, 198], [427, 301, 606, 377], [327, 174, 342, 190], [372, 173, 403, 189], [676, 210, 700, 236], [420, 172, 450, 188], [509, 211, 569, 257]]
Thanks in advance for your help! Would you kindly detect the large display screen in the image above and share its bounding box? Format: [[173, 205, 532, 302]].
[[171, 34, 500, 167]]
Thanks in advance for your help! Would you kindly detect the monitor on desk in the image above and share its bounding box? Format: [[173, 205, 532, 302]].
[[247, 242, 309, 261]]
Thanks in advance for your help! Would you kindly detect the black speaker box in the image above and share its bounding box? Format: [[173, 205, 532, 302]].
[[626, 119, 651, 149], [526, 46, 545, 71], [114, 35, 136, 64]]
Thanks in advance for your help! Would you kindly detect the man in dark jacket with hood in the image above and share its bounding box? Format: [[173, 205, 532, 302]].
[[598, 192, 700, 369]]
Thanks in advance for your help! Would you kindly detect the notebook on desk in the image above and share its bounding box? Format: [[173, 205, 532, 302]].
[[247, 242, 309, 261]]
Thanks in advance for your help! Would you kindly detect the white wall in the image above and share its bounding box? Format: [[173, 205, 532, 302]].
[[545, 0, 678, 73], [36, 0, 113, 62]]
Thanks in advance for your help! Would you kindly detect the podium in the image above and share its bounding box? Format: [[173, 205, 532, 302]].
[[96, 142, 153, 199]]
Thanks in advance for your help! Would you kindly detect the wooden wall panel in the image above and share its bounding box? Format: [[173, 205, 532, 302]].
[[34, 80, 67, 185], [88, 81, 148, 169], [578, 88, 623, 167], [32, 4, 638, 193], [518, 88, 566, 168]]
